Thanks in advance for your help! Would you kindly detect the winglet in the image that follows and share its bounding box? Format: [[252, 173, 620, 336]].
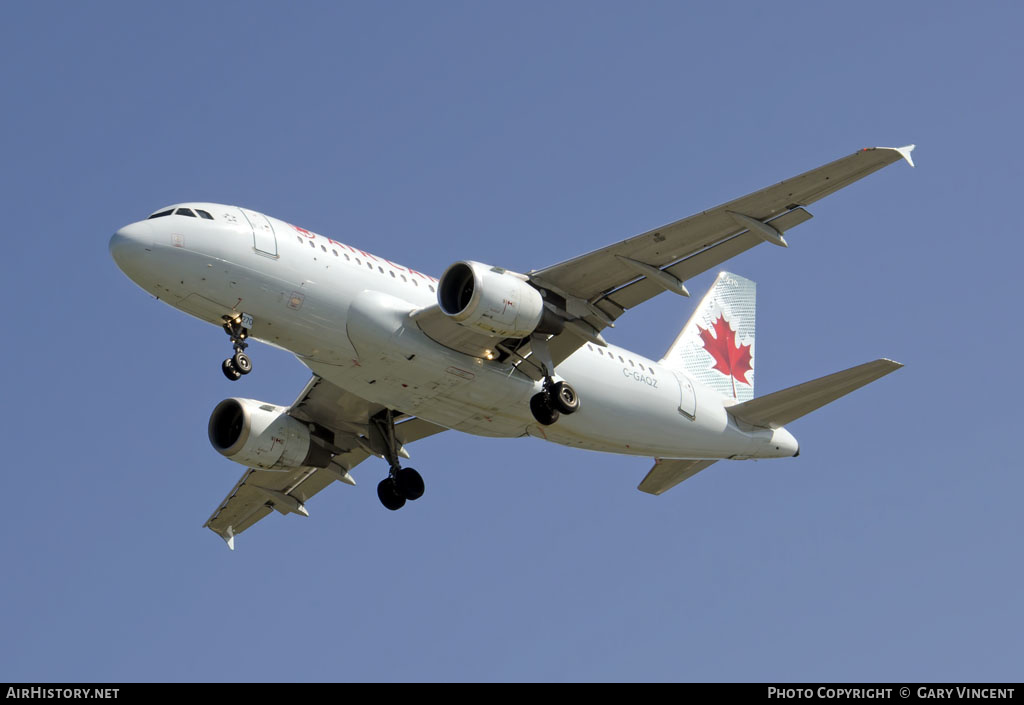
[[222, 526, 235, 551], [893, 144, 915, 168]]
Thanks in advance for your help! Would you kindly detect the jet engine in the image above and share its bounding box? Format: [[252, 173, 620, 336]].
[[437, 260, 563, 338], [208, 398, 332, 470]]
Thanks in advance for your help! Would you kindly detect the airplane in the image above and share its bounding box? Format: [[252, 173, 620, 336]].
[[109, 145, 915, 549]]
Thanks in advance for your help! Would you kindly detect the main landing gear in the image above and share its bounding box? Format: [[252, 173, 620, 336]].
[[524, 335, 580, 426], [529, 378, 580, 426], [220, 313, 253, 382], [371, 410, 425, 511]]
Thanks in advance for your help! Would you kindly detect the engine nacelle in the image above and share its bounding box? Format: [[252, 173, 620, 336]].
[[438, 260, 559, 338], [208, 398, 332, 471]]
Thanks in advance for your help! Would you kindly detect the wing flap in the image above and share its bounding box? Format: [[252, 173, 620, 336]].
[[638, 458, 718, 495], [203, 457, 364, 538], [532, 146, 912, 317], [728, 358, 904, 429], [535, 211, 745, 301], [606, 207, 813, 313], [204, 469, 298, 538], [204, 469, 273, 536]]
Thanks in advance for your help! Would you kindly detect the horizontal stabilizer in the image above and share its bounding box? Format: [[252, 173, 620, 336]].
[[638, 458, 718, 495], [729, 359, 903, 429]]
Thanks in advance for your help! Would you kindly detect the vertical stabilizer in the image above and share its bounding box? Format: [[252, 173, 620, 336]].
[[660, 271, 756, 402]]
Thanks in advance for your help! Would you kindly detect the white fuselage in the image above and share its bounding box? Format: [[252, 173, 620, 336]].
[[109, 203, 798, 461]]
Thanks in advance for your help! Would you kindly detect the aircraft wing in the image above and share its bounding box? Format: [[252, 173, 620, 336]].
[[203, 375, 447, 548], [524, 146, 915, 369]]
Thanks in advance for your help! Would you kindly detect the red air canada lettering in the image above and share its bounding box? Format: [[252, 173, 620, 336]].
[[288, 222, 438, 281]]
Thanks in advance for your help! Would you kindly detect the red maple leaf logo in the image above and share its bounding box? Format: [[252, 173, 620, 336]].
[[698, 315, 753, 398]]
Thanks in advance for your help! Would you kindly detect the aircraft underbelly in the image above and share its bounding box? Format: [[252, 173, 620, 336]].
[[305, 354, 532, 438], [301, 289, 536, 437]]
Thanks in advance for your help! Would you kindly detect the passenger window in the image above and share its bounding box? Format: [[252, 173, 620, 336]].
[[196, 209, 214, 220], [296, 236, 303, 244], [148, 210, 173, 219], [629, 360, 635, 367], [175, 208, 196, 217], [618, 355, 624, 363], [333, 250, 338, 257], [401, 275, 407, 282], [321, 245, 327, 252], [309, 241, 315, 248], [366, 262, 373, 269], [390, 271, 395, 278], [429, 285, 435, 292], [378, 266, 384, 273]]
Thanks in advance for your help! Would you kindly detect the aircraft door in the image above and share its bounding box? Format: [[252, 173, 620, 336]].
[[673, 371, 697, 419], [240, 208, 278, 257]]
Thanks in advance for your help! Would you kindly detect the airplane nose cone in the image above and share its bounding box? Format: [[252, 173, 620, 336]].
[[109, 221, 151, 274]]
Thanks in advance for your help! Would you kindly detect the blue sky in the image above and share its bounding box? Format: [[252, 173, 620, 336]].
[[2, 1, 1021, 682]]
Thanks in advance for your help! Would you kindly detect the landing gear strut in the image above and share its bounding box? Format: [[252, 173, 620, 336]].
[[526, 335, 580, 426], [220, 314, 253, 381], [370, 409, 424, 511], [530, 378, 580, 426]]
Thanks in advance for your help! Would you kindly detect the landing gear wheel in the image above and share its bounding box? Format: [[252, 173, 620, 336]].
[[396, 468, 425, 501], [551, 381, 580, 415], [370, 410, 428, 511], [530, 392, 560, 426], [221, 314, 252, 379], [232, 351, 253, 375], [377, 478, 407, 511], [221, 358, 242, 381]]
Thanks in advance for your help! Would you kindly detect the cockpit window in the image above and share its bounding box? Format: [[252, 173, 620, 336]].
[[175, 208, 196, 217], [195, 209, 214, 220], [147, 209, 173, 219]]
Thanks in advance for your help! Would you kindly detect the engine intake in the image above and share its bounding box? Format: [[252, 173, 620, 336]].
[[438, 261, 561, 338], [208, 398, 332, 471]]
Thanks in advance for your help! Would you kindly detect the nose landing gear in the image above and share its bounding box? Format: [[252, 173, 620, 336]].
[[221, 313, 253, 381]]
